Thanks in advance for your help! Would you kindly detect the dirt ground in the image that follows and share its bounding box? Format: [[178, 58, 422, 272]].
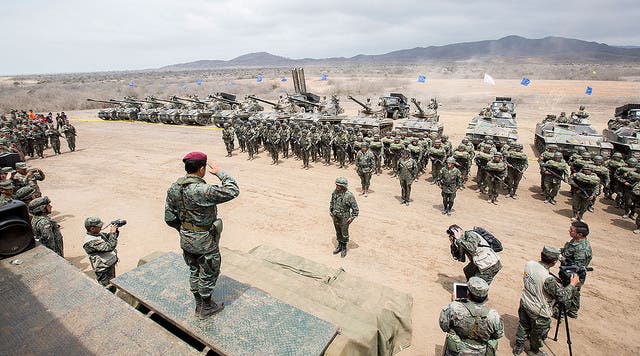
[[30, 78, 640, 355]]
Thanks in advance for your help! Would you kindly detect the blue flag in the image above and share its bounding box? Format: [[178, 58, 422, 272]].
[[227, 82, 233, 87], [196, 80, 202, 86], [181, 84, 188, 89], [257, 75, 263, 83], [128, 81, 135, 87], [521, 77, 531, 86], [417, 75, 426, 83], [281, 76, 287, 82], [321, 73, 327, 81], [585, 86, 593, 95]]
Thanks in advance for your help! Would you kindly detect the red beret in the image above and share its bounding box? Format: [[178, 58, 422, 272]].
[[182, 151, 207, 161]]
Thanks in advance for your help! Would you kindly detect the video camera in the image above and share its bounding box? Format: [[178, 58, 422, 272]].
[[109, 219, 127, 228], [558, 265, 587, 286]]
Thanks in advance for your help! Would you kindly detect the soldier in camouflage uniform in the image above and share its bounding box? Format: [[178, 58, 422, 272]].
[[299, 129, 313, 169], [222, 122, 235, 157], [485, 152, 507, 204], [369, 134, 383, 175], [541, 152, 569, 205], [569, 165, 600, 221], [474, 145, 492, 193], [439, 277, 503, 356], [31, 126, 45, 158], [589, 156, 610, 212], [83, 216, 120, 292], [28, 196, 64, 257], [165, 152, 240, 318], [0, 180, 13, 206], [447, 224, 502, 284], [381, 132, 393, 169], [429, 140, 447, 182], [61, 121, 77, 151], [513, 246, 579, 356], [389, 137, 404, 177], [560, 221, 592, 319], [13, 162, 45, 196], [538, 144, 558, 191], [606, 152, 625, 201], [266, 125, 281, 165], [438, 157, 462, 215], [45, 125, 62, 155], [330, 177, 359, 258], [280, 121, 291, 158], [505, 142, 528, 198], [615, 158, 640, 217], [14, 185, 37, 205], [397, 150, 417, 205], [453, 144, 471, 184], [355, 142, 376, 196]]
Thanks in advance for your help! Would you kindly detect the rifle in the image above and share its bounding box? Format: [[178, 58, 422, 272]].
[[569, 178, 595, 199], [485, 170, 511, 188], [542, 165, 568, 183], [507, 163, 527, 179]]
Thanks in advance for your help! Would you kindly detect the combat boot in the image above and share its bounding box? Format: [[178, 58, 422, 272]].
[[341, 244, 347, 258], [333, 243, 343, 255], [193, 293, 203, 315], [200, 296, 224, 318], [512, 343, 524, 355]]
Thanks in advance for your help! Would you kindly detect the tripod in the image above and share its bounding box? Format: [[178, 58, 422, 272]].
[[552, 303, 573, 356]]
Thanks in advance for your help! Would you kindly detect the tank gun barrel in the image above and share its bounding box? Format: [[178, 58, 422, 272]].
[[174, 96, 208, 105], [288, 96, 321, 107], [208, 95, 240, 106], [87, 99, 123, 106], [248, 95, 277, 107], [347, 95, 372, 111], [411, 98, 425, 115]]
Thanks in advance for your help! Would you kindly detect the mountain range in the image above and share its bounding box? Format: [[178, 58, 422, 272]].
[[161, 36, 640, 71]]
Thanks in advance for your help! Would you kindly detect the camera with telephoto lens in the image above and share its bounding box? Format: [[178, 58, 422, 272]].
[[558, 265, 587, 286], [110, 219, 127, 228]]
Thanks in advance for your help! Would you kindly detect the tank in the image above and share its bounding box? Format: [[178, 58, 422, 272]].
[[602, 104, 640, 158], [287, 95, 344, 125], [379, 93, 410, 119], [535, 113, 613, 159], [155, 97, 187, 125], [340, 95, 392, 135], [86, 99, 121, 120], [174, 96, 216, 126], [489, 97, 516, 119], [212, 96, 264, 127], [136, 97, 165, 123], [111, 97, 142, 120], [395, 98, 443, 136], [465, 114, 518, 148]]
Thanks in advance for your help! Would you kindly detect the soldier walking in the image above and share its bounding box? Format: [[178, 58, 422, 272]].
[[329, 177, 359, 258], [485, 152, 507, 204], [397, 150, 417, 205], [438, 157, 462, 215], [505, 142, 528, 198], [61, 121, 77, 151], [222, 122, 235, 157]]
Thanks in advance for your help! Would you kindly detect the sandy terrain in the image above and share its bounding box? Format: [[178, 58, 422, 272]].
[[28, 78, 640, 355]]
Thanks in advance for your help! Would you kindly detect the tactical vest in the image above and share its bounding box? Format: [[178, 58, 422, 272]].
[[520, 261, 554, 318]]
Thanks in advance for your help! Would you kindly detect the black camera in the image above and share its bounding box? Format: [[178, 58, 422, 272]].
[[558, 265, 587, 286], [110, 219, 127, 228], [446, 224, 462, 237]]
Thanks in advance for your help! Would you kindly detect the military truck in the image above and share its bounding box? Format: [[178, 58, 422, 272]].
[[378, 93, 410, 120], [535, 113, 613, 159], [395, 98, 443, 136], [602, 104, 640, 158]]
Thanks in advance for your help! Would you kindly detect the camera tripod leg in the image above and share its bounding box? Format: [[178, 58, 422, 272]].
[[564, 308, 573, 356]]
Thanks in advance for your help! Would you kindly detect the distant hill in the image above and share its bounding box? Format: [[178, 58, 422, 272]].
[[160, 36, 640, 70]]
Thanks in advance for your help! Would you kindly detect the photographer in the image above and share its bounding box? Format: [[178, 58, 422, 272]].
[[560, 221, 592, 319], [83, 217, 122, 292], [513, 246, 579, 356], [447, 224, 502, 284], [439, 277, 504, 356]]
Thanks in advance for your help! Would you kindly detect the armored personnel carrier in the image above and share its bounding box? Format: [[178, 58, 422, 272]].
[[339, 95, 393, 135], [465, 99, 518, 148], [379, 93, 410, 119], [395, 98, 443, 136], [535, 112, 612, 158], [287, 95, 344, 125], [602, 104, 640, 158]]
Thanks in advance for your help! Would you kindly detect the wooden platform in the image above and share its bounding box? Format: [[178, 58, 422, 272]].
[[111, 252, 338, 356], [0, 246, 197, 355]]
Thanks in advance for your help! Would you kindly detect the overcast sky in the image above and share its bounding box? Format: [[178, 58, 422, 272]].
[[1, 0, 638, 75]]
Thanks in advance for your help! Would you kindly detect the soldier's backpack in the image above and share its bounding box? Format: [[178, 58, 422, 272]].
[[473, 226, 503, 252]]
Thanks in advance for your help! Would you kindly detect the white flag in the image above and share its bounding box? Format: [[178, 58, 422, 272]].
[[483, 73, 495, 85]]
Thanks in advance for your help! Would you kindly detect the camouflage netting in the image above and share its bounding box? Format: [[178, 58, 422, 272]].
[[219, 245, 413, 355]]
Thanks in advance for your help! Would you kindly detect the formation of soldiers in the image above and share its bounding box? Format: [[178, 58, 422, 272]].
[[0, 110, 77, 160]]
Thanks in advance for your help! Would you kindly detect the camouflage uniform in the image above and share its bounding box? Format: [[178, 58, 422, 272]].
[[389, 138, 404, 175], [541, 154, 568, 204], [439, 277, 503, 356], [45, 127, 62, 155], [560, 238, 592, 318], [28, 196, 64, 257], [61, 123, 76, 151], [164, 168, 240, 300], [355, 144, 376, 194], [222, 123, 235, 157], [453, 146, 471, 183], [505, 143, 528, 198], [474, 149, 492, 193], [266, 127, 281, 164], [438, 158, 462, 215], [397, 151, 417, 205], [369, 136, 383, 174], [381, 134, 394, 168], [450, 230, 502, 284], [484, 154, 507, 204], [606, 154, 625, 200], [618, 163, 640, 217], [330, 177, 359, 256], [429, 142, 447, 181], [83, 217, 119, 288], [538, 146, 557, 191]]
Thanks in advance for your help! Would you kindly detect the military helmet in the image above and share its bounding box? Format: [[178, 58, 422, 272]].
[[581, 151, 591, 159], [458, 144, 466, 149], [362, 141, 369, 147], [612, 152, 623, 159], [467, 277, 489, 298], [553, 152, 563, 158], [628, 157, 638, 165], [513, 142, 523, 148], [493, 152, 502, 158], [441, 134, 448, 140], [581, 165, 593, 172], [547, 144, 558, 150], [576, 146, 586, 152], [446, 157, 456, 164], [592, 155, 604, 162], [28, 196, 50, 214], [335, 177, 348, 187], [461, 137, 469, 143]]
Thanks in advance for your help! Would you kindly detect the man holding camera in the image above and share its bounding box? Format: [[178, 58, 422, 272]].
[[165, 152, 239, 319], [447, 224, 502, 285], [83, 217, 120, 291], [560, 221, 592, 319], [439, 277, 504, 356], [513, 246, 579, 356]]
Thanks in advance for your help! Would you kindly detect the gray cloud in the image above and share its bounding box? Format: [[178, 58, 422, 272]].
[[1, 0, 638, 74]]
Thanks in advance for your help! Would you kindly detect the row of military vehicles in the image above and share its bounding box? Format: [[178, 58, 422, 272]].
[[87, 67, 640, 159]]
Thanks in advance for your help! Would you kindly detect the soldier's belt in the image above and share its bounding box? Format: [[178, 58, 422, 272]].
[[181, 222, 213, 232]]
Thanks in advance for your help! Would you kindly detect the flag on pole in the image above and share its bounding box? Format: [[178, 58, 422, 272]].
[[321, 73, 327, 81], [585, 86, 593, 95], [257, 75, 263, 83], [281, 76, 287, 82], [181, 84, 188, 90], [227, 82, 233, 87], [417, 75, 426, 83], [196, 80, 202, 86], [520, 77, 531, 86], [483, 73, 495, 85], [128, 81, 135, 87]]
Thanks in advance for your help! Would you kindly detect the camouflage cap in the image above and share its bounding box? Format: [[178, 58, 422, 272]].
[[28, 196, 50, 213], [14, 185, 36, 201], [628, 157, 638, 165], [335, 176, 348, 187], [592, 155, 603, 162], [554, 152, 563, 158], [493, 152, 503, 157], [467, 277, 489, 298], [0, 180, 14, 190], [612, 152, 623, 158], [362, 141, 369, 147], [1, 166, 14, 174], [15, 162, 27, 170], [542, 245, 560, 261], [84, 216, 104, 229]]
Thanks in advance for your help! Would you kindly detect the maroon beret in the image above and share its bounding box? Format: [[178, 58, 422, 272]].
[[182, 151, 207, 162]]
